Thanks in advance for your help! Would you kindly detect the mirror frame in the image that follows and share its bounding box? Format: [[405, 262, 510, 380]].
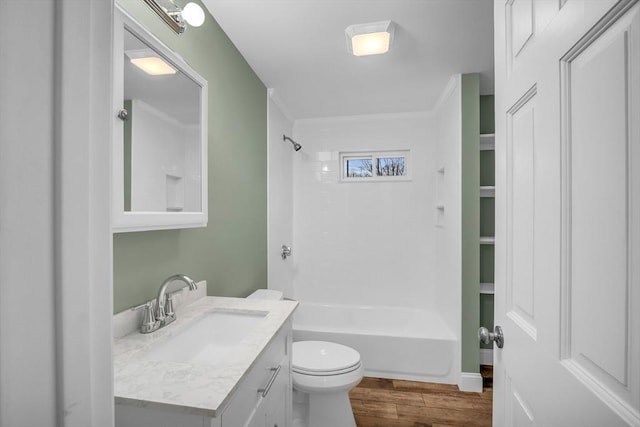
[[113, 5, 208, 232]]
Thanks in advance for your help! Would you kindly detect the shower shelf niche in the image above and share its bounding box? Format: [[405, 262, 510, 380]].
[[435, 167, 445, 228]]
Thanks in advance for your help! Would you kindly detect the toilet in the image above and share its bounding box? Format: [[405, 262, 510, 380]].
[[292, 340, 363, 427], [246, 290, 363, 427]]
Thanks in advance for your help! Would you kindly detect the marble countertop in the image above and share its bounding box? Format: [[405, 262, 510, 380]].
[[113, 296, 298, 418]]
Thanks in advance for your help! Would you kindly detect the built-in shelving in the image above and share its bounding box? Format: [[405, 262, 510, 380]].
[[480, 186, 495, 198], [479, 102, 495, 366], [479, 236, 495, 244], [480, 133, 495, 151], [480, 282, 495, 295]]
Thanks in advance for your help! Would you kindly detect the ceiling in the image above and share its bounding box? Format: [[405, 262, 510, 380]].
[[201, 0, 494, 120]]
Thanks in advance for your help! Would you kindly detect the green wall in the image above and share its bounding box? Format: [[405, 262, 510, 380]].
[[461, 74, 480, 374], [479, 95, 495, 135], [113, 0, 267, 313]]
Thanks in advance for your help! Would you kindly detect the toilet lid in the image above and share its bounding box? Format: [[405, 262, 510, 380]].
[[292, 341, 361, 374]]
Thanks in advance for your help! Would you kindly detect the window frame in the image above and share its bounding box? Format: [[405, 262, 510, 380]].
[[339, 150, 411, 182]]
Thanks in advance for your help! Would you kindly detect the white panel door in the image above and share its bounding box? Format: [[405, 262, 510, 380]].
[[494, 0, 640, 425]]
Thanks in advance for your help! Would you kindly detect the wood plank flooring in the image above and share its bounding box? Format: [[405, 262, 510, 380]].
[[349, 366, 493, 427]]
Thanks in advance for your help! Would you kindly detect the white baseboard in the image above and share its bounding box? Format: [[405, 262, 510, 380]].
[[479, 348, 494, 366], [458, 372, 483, 393]]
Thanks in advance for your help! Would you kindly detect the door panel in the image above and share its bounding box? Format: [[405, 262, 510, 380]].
[[494, 0, 640, 425], [506, 375, 535, 427], [567, 21, 630, 385], [507, 88, 537, 337], [560, 1, 640, 418]]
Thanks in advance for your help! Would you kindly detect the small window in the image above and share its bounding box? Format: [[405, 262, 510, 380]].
[[376, 157, 406, 177], [340, 150, 410, 182], [344, 157, 373, 178]]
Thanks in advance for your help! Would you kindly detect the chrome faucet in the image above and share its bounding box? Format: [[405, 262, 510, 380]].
[[155, 274, 198, 327], [132, 274, 198, 334]]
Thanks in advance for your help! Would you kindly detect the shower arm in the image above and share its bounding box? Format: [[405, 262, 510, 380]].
[[283, 134, 302, 151]]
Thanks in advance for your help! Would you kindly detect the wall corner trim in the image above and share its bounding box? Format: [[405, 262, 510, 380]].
[[458, 372, 483, 393], [432, 74, 461, 113], [268, 88, 296, 123]]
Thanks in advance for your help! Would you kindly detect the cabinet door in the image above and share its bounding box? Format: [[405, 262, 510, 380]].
[[245, 407, 265, 427], [115, 403, 207, 427], [264, 359, 289, 427], [221, 328, 288, 427]]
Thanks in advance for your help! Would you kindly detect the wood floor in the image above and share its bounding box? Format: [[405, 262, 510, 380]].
[[349, 366, 493, 427]]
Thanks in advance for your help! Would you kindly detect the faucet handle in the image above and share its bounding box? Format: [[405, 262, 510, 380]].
[[131, 300, 159, 333], [165, 293, 176, 318]]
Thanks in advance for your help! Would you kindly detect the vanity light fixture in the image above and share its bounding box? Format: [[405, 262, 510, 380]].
[[143, 0, 205, 34], [126, 49, 177, 76], [345, 20, 395, 56]]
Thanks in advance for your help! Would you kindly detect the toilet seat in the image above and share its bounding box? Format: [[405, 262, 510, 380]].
[[293, 362, 361, 376], [292, 341, 362, 376]]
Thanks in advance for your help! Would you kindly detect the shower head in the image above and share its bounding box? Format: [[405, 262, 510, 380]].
[[283, 134, 302, 151]]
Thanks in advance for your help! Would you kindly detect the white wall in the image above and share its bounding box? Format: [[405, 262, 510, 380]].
[[267, 90, 295, 297], [434, 76, 463, 352], [291, 112, 437, 309], [0, 1, 113, 426], [131, 99, 201, 212]]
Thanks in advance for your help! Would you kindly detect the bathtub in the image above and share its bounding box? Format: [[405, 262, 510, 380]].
[[292, 302, 458, 383]]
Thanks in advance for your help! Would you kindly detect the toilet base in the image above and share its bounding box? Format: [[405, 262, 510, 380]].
[[292, 389, 308, 427], [293, 388, 357, 427]]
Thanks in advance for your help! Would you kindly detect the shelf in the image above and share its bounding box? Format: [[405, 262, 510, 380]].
[[480, 186, 495, 197], [436, 203, 445, 227], [480, 236, 495, 244], [480, 282, 495, 294], [480, 133, 495, 151], [436, 167, 445, 228]]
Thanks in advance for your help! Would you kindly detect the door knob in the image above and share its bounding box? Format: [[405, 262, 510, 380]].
[[479, 325, 504, 348]]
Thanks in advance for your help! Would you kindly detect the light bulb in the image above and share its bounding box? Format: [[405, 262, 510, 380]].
[[182, 2, 205, 27], [351, 32, 390, 56]]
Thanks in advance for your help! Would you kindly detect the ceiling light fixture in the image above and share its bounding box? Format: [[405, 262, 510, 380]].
[[345, 20, 395, 57], [126, 49, 177, 76], [143, 0, 206, 34]]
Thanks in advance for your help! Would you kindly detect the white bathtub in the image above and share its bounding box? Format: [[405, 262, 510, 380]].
[[292, 302, 458, 383]]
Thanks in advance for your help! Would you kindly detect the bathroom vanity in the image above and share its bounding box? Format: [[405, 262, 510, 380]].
[[114, 296, 297, 427]]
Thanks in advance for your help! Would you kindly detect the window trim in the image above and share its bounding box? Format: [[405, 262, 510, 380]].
[[339, 150, 411, 182]]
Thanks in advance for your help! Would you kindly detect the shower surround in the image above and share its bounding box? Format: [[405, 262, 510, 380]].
[[268, 80, 462, 382]]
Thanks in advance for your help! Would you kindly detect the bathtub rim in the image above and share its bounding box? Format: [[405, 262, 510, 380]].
[[292, 301, 458, 340]]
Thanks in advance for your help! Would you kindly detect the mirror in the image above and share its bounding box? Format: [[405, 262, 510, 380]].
[[113, 6, 208, 232]]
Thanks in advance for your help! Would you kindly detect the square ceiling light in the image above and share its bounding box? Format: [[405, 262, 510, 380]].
[[125, 49, 177, 76], [345, 20, 395, 57]]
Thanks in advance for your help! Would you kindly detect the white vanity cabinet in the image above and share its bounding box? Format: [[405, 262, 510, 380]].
[[115, 322, 292, 427], [221, 323, 291, 427]]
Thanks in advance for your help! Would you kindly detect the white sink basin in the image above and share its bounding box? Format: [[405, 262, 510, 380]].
[[144, 311, 267, 365]]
